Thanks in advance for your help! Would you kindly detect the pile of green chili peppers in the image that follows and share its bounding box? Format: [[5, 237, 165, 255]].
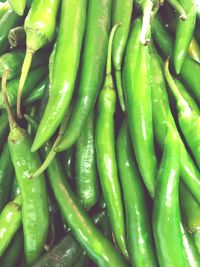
[[0, 0, 200, 266]]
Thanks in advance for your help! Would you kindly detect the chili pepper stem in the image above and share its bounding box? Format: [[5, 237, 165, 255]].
[[164, 58, 190, 111], [115, 70, 126, 112], [1, 69, 17, 129], [140, 1, 153, 45], [17, 48, 34, 119], [167, 0, 187, 20]]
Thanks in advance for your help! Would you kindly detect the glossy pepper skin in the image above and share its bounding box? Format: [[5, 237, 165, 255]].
[[17, 0, 60, 118], [31, 0, 87, 152], [153, 125, 188, 267], [174, 0, 196, 74], [95, 24, 128, 258], [123, 18, 157, 198], [54, 0, 111, 152], [0, 1, 11, 20], [8, 0, 26, 16], [0, 142, 14, 212], [112, 0, 134, 111], [0, 195, 22, 257], [152, 15, 200, 102], [164, 59, 200, 169], [2, 72, 49, 264], [117, 119, 158, 267], [150, 46, 200, 205], [75, 112, 98, 210]]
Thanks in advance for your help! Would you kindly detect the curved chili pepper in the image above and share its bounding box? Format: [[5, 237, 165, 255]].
[[75, 112, 98, 210], [0, 65, 47, 109], [2, 71, 49, 264], [164, 58, 200, 169], [31, 0, 87, 152], [0, 195, 22, 257], [153, 124, 188, 267], [17, 0, 60, 118], [112, 0, 134, 111], [0, 9, 22, 55], [0, 142, 14, 212], [150, 45, 200, 205], [54, 0, 111, 152], [174, 0, 196, 74], [8, 0, 26, 16], [117, 119, 158, 267], [152, 15, 200, 102], [95, 24, 128, 258], [123, 17, 157, 198]]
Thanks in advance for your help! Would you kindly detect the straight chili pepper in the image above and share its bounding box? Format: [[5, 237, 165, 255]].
[[0, 142, 14, 212], [75, 112, 98, 210], [0, 194, 22, 257], [53, 0, 111, 152], [153, 124, 188, 267], [123, 17, 157, 198], [164, 58, 200, 169], [17, 0, 60, 118], [95, 24, 128, 258], [31, 0, 87, 152], [150, 45, 200, 205], [112, 0, 134, 111], [0, 111, 9, 152], [117, 119, 158, 267], [2, 71, 49, 264], [8, 0, 26, 15], [173, 0, 196, 74], [166, 0, 187, 19]]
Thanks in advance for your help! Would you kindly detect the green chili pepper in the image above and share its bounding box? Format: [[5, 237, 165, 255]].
[[153, 124, 188, 267], [0, 1, 10, 19], [8, 0, 26, 15], [0, 142, 14, 212], [0, 9, 21, 55], [0, 49, 48, 80], [112, 0, 134, 111], [10, 175, 20, 199], [49, 0, 111, 153], [150, 45, 200, 205], [188, 38, 200, 63], [0, 65, 47, 109], [180, 222, 200, 267], [60, 146, 75, 182], [8, 26, 26, 48], [2, 71, 49, 264], [0, 230, 23, 267], [0, 111, 9, 152], [164, 58, 200, 169], [75, 112, 98, 210], [17, 0, 60, 118], [123, 17, 157, 198], [180, 183, 200, 255], [174, 0, 196, 74], [0, 194, 22, 257], [152, 15, 200, 102], [31, 0, 87, 152], [95, 24, 128, 258], [24, 77, 48, 106], [117, 119, 158, 267], [166, 0, 187, 19]]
